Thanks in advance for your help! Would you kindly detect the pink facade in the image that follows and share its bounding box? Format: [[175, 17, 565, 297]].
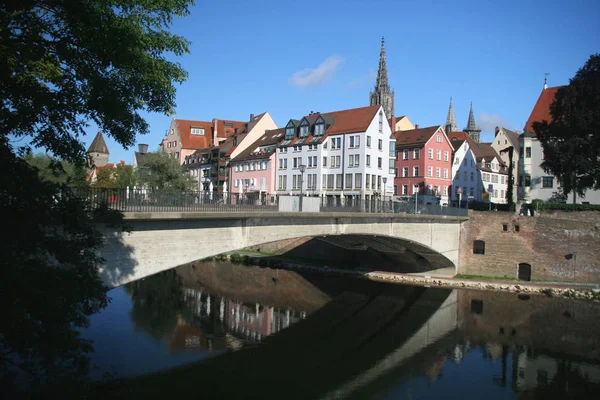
[[394, 126, 453, 204], [229, 153, 277, 195]]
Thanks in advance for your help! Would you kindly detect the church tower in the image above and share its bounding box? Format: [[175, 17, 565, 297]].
[[445, 97, 459, 133], [369, 37, 395, 119], [464, 102, 482, 143], [86, 131, 109, 168]]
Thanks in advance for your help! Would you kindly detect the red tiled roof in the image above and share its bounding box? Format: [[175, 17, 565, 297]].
[[394, 125, 441, 147], [175, 119, 213, 149], [232, 128, 285, 162], [448, 131, 469, 141], [224, 146, 237, 157], [523, 86, 565, 134], [217, 120, 245, 138], [323, 105, 381, 135]]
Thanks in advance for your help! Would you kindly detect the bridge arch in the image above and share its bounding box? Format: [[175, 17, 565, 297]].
[[99, 213, 465, 287]]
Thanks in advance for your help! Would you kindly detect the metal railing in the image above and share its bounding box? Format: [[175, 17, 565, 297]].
[[70, 188, 278, 213], [69, 188, 469, 217]]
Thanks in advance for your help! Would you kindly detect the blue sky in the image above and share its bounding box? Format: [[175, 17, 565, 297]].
[[87, 0, 599, 163]]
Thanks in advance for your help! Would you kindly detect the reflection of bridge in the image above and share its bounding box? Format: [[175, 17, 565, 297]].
[[99, 212, 467, 287], [117, 282, 459, 399]]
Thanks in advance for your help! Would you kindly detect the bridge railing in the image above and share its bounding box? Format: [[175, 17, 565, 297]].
[[70, 187, 279, 213], [69, 188, 469, 217]]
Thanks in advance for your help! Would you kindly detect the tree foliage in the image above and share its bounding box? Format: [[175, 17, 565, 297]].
[[1, 0, 192, 162], [533, 54, 600, 201], [0, 0, 193, 393], [93, 163, 135, 188], [135, 151, 195, 190], [24, 153, 89, 187]]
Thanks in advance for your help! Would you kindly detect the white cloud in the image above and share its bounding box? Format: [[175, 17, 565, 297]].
[[289, 56, 343, 89], [348, 69, 377, 88], [478, 111, 512, 133]]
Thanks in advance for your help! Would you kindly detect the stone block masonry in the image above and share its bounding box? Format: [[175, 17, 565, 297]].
[[459, 210, 600, 283]]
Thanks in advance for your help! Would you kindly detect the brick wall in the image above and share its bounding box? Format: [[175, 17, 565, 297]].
[[459, 210, 600, 283]]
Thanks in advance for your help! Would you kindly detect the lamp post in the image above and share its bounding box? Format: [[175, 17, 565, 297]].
[[299, 164, 306, 212], [382, 177, 388, 213]]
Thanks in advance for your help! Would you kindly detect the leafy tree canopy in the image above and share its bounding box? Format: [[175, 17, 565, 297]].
[[136, 151, 195, 190], [93, 163, 135, 188], [533, 54, 600, 200], [24, 153, 89, 187], [1, 0, 192, 162]]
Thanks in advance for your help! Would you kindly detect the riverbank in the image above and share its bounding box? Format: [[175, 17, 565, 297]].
[[226, 252, 600, 302]]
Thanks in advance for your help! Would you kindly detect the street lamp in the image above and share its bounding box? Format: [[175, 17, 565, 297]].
[[382, 177, 388, 213], [299, 164, 306, 212]]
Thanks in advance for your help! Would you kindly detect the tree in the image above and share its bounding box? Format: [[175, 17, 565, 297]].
[[93, 163, 135, 188], [135, 151, 195, 190], [24, 153, 89, 187], [0, 0, 192, 393], [499, 146, 515, 208], [533, 54, 600, 203]]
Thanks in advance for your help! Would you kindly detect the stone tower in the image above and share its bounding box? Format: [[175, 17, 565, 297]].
[[464, 102, 481, 143], [369, 37, 395, 119], [86, 131, 109, 168], [445, 97, 459, 133]]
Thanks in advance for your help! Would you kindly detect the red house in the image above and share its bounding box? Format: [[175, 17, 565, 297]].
[[394, 125, 453, 205]]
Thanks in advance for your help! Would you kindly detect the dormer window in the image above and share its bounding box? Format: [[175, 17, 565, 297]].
[[315, 122, 325, 136], [191, 127, 205, 135], [300, 123, 309, 138], [285, 122, 295, 139]]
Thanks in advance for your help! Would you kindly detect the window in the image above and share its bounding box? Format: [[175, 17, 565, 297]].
[[378, 139, 383, 150], [471, 300, 483, 314], [394, 185, 398, 195], [413, 149, 420, 159], [334, 155, 341, 168], [278, 175, 287, 190], [464, 171, 468, 181], [315, 122, 325, 135], [389, 141, 395, 157], [428, 148, 433, 159], [336, 174, 343, 189], [366, 155, 371, 167], [444, 168, 448, 179], [518, 263, 531, 281], [525, 147, 531, 158], [326, 174, 334, 189], [413, 184, 419, 194], [428, 166, 433, 177], [403, 167, 409, 177], [413, 166, 420, 177], [473, 240, 485, 255], [323, 140, 328, 149], [293, 157, 298, 169], [470, 187, 474, 197], [503, 224, 508, 232], [367, 136, 372, 148], [436, 135, 443, 143], [345, 173, 352, 189], [323, 156, 327, 167], [403, 149, 409, 160], [542, 176, 553, 188], [436, 149, 441, 160], [444, 186, 448, 196], [299, 123, 309, 137], [402, 184, 408, 195], [285, 124, 295, 139], [395, 168, 398, 177], [515, 225, 520, 232], [365, 174, 370, 189], [349, 135, 360, 148], [355, 173, 362, 188], [523, 175, 531, 187], [444, 151, 449, 162], [436, 167, 441, 178], [331, 137, 342, 149], [379, 111, 383, 133], [349, 154, 360, 167], [377, 157, 382, 169], [389, 159, 395, 174], [191, 127, 205, 135]]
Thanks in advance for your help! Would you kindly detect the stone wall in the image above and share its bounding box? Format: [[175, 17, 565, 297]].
[[459, 210, 600, 283]]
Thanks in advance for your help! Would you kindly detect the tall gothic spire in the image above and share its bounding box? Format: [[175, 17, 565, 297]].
[[464, 102, 481, 143], [369, 36, 395, 119], [445, 97, 459, 133]]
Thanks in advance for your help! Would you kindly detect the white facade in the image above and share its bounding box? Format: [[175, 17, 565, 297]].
[[275, 106, 396, 200], [451, 141, 509, 204]]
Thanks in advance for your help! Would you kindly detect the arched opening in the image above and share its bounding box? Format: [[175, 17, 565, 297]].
[[518, 263, 532, 281], [473, 240, 485, 255]]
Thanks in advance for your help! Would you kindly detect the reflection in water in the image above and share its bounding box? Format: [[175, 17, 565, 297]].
[[89, 261, 600, 399]]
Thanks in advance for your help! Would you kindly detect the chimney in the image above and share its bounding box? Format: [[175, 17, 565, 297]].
[[494, 126, 500, 136], [213, 118, 219, 146], [138, 143, 148, 154], [415, 124, 419, 129], [250, 113, 255, 121], [390, 116, 397, 131]]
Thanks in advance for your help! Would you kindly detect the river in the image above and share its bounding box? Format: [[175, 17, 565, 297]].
[[83, 260, 600, 399]]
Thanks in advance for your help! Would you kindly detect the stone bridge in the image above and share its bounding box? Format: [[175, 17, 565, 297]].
[[98, 212, 468, 287]]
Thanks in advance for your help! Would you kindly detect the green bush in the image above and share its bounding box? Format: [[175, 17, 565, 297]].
[[537, 203, 600, 211]]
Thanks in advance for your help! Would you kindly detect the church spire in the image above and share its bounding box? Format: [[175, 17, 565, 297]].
[[369, 36, 395, 119], [464, 102, 481, 143], [445, 97, 459, 133]]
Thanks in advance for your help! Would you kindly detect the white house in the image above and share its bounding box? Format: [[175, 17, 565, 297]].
[[449, 132, 509, 204], [275, 105, 396, 202], [519, 85, 600, 204]]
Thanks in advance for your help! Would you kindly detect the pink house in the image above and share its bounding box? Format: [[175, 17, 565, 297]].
[[229, 128, 284, 198], [394, 125, 453, 205]]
